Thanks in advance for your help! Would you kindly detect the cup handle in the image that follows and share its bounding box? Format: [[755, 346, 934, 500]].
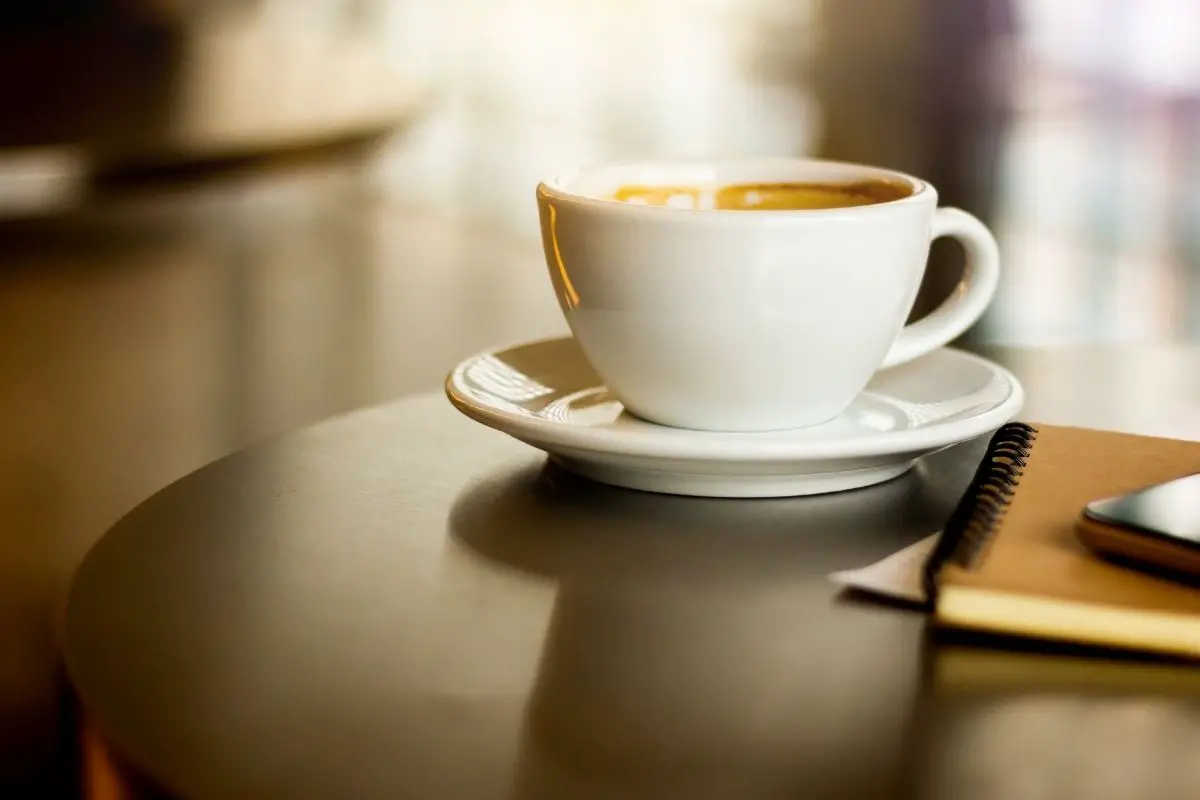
[[879, 207, 1001, 369]]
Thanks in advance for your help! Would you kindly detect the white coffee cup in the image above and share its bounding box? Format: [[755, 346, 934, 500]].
[[536, 158, 1000, 432]]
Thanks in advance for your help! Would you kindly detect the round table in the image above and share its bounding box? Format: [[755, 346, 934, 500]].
[[62, 347, 1200, 798]]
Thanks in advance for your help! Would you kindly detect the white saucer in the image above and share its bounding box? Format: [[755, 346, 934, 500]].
[[445, 337, 1024, 498]]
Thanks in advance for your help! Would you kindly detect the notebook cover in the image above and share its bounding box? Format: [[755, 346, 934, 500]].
[[930, 424, 1200, 655]]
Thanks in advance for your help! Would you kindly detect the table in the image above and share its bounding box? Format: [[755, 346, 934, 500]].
[[60, 347, 1200, 798]]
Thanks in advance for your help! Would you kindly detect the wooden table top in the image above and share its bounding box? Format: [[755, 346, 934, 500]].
[[60, 347, 1200, 799]]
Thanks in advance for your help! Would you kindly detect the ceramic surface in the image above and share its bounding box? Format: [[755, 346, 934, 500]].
[[445, 337, 1024, 497], [536, 158, 1001, 432]]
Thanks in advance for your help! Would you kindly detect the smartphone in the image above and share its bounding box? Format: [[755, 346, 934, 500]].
[[1079, 473, 1200, 582]]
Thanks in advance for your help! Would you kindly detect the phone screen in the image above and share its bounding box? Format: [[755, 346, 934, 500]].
[[1085, 473, 1200, 547]]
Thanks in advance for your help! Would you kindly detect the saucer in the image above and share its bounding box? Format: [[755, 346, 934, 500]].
[[445, 337, 1024, 498]]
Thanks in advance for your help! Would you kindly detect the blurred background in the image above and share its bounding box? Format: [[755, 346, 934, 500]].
[[2, 0, 1200, 792]]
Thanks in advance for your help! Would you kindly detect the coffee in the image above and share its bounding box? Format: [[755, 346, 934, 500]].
[[611, 179, 912, 211]]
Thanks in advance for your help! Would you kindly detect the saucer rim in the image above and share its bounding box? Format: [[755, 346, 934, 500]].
[[445, 336, 1025, 462]]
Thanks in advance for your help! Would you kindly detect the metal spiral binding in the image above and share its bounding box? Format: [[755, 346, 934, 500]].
[[921, 422, 1038, 605]]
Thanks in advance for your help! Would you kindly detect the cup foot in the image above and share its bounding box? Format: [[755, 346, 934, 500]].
[[620, 405, 845, 434]]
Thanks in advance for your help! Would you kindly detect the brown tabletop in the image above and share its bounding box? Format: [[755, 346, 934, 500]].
[[60, 348, 1200, 799]]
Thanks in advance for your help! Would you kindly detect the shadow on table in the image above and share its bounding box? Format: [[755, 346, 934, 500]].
[[448, 458, 975, 799], [450, 448, 1200, 798], [449, 455, 975, 583]]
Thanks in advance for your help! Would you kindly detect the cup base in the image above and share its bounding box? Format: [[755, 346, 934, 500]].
[[620, 404, 845, 434], [614, 402, 849, 434]]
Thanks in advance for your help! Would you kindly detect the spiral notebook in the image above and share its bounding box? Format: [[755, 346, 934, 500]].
[[837, 423, 1200, 659]]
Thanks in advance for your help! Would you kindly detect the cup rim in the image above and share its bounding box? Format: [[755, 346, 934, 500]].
[[536, 157, 933, 219]]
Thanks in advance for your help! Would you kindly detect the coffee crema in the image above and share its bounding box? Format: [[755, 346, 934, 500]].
[[610, 178, 912, 211]]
